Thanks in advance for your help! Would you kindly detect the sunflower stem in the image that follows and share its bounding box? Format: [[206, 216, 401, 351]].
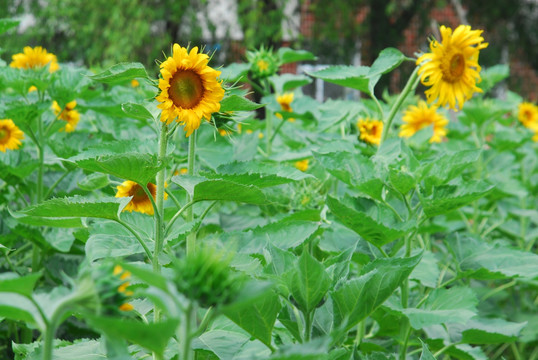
[[186, 130, 197, 256], [266, 111, 273, 156], [379, 66, 420, 146]]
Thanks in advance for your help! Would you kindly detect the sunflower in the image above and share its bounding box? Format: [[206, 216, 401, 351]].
[[0, 119, 25, 152], [518, 102, 538, 128], [357, 118, 383, 145], [131, 79, 140, 88], [276, 92, 295, 122], [52, 100, 80, 132], [294, 159, 309, 172], [156, 44, 225, 137], [399, 101, 449, 143], [115, 181, 168, 216], [10, 46, 59, 73], [416, 25, 488, 110]]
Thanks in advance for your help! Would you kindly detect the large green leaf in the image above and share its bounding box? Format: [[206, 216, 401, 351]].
[[446, 234, 538, 279], [86, 221, 151, 262], [386, 287, 478, 329], [85, 315, 179, 356], [270, 74, 312, 93], [0, 293, 44, 330], [222, 289, 281, 348], [192, 330, 253, 360], [10, 209, 84, 228], [172, 175, 267, 204], [331, 253, 422, 331], [420, 181, 494, 217], [70, 143, 165, 185], [278, 47, 317, 64], [419, 341, 437, 360], [461, 318, 527, 344], [314, 151, 384, 200], [327, 195, 414, 247], [219, 62, 250, 82], [219, 95, 263, 112], [307, 65, 371, 93], [21, 196, 130, 221], [89, 62, 148, 84], [121, 102, 155, 121], [478, 64, 509, 93], [0, 272, 41, 297], [287, 251, 331, 314], [419, 150, 481, 188]]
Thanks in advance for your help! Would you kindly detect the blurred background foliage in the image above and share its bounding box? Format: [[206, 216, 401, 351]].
[[1, 0, 537, 92]]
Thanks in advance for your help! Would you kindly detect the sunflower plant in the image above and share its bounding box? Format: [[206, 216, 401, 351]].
[[1, 18, 537, 360]]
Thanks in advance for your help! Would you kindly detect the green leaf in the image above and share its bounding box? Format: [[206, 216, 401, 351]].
[[314, 151, 384, 200], [69, 143, 164, 185], [386, 287, 478, 329], [410, 251, 440, 288], [461, 318, 527, 344], [192, 329, 252, 359], [0, 272, 41, 297], [0, 293, 44, 329], [0, 18, 20, 34], [369, 48, 407, 77], [446, 234, 538, 279], [21, 196, 130, 221], [327, 195, 414, 247], [219, 62, 250, 82], [85, 315, 179, 356], [172, 175, 267, 204], [419, 340, 437, 360], [332, 253, 422, 331], [77, 173, 110, 191], [89, 62, 148, 84], [86, 221, 150, 262], [270, 74, 312, 93], [9, 209, 84, 228], [420, 181, 494, 217], [288, 251, 331, 314], [219, 95, 264, 112], [307, 65, 371, 93], [419, 150, 481, 187], [121, 102, 155, 121], [223, 289, 281, 348], [478, 64, 509, 93], [278, 47, 317, 64]]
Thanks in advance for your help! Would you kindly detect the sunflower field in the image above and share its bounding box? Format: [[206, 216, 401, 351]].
[[1, 14, 538, 360]]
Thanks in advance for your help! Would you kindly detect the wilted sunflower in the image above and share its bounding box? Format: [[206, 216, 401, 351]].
[[52, 100, 80, 132], [156, 44, 225, 137], [416, 25, 488, 110], [518, 102, 538, 128], [10, 46, 59, 73], [357, 118, 383, 145], [399, 101, 449, 143], [115, 181, 167, 216], [0, 119, 24, 152]]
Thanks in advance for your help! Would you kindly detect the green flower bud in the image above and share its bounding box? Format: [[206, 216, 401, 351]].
[[246, 46, 279, 79]]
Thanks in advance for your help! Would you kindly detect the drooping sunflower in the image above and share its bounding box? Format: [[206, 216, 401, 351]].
[[156, 44, 225, 137], [115, 181, 167, 216], [52, 100, 80, 132], [0, 119, 25, 152], [357, 118, 383, 145], [10, 46, 59, 73], [416, 25, 488, 110], [399, 101, 449, 143], [517, 102, 538, 129]]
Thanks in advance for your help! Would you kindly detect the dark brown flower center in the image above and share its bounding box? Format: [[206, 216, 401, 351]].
[[443, 53, 465, 82], [169, 70, 204, 109], [0, 128, 9, 144]]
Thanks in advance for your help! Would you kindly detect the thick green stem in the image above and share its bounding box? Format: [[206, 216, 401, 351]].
[[379, 66, 420, 146], [303, 311, 313, 342], [181, 303, 196, 360], [399, 233, 413, 360], [269, 115, 286, 143], [186, 131, 197, 256], [42, 325, 55, 360], [355, 320, 366, 349]]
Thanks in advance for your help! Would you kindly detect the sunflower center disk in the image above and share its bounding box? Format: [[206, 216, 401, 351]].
[[0, 129, 9, 143], [443, 53, 465, 82], [169, 70, 204, 109], [130, 185, 147, 201]]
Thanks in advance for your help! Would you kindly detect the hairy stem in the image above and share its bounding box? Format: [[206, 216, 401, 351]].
[[186, 131, 197, 256]]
